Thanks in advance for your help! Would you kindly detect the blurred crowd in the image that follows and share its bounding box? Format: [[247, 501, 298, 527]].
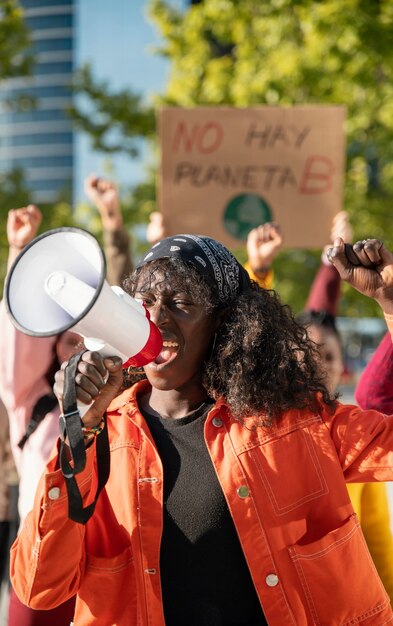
[[0, 175, 392, 626]]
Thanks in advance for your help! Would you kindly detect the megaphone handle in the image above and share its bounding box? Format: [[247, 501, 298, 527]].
[[77, 400, 92, 418], [76, 368, 109, 418], [59, 351, 111, 524], [60, 352, 87, 475]]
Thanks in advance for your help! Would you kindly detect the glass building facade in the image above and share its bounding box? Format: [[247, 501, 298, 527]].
[[0, 0, 74, 203]]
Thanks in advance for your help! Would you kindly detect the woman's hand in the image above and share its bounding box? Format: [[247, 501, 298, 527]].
[[246, 222, 283, 273], [84, 173, 122, 232], [54, 351, 123, 427], [327, 237, 393, 314], [6, 205, 42, 269]]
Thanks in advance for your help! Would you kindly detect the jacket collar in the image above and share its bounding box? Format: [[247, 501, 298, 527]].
[[107, 379, 151, 413], [107, 379, 229, 417]]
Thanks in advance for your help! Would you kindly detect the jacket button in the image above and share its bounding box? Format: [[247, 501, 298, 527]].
[[265, 573, 279, 587], [48, 487, 61, 500], [212, 417, 223, 428], [237, 485, 249, 499]]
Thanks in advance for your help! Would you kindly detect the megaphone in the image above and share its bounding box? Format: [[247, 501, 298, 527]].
[[4, 227, 163, 368]]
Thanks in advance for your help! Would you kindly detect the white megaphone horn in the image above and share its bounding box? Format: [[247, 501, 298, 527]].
[[4, 227, 163, 368]]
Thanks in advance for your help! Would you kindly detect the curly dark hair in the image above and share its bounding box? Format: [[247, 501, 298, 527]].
[[123, 258, 336, 423]]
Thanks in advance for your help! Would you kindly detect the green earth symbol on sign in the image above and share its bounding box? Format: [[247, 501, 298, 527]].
[[223, 194, 273, 241]]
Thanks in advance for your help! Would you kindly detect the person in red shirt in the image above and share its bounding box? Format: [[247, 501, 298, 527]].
[[355, 331, 393, 414]]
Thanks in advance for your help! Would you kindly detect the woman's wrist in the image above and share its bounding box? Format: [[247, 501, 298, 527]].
[[252, 266, 270, 276], [247, 261, 271, 276], [377, 295, 393, 318], [82, 415, 106, 446], [7, 244, 26, 270], [383, 311, 393, 340]]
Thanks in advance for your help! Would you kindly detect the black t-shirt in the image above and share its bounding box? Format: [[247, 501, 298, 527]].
[[142, 403, 267, 626]]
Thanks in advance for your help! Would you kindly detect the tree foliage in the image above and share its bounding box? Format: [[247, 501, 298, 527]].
[[0, 169, 30, 297], [65, 1, 393, 315], [0, 0, 34, 79], [70, 65, 155, 157], [0, 1, 36, 295], [148, 0, 393, 315]]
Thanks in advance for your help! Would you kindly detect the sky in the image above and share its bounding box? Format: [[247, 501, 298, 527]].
[[74, 0, 171, 204]]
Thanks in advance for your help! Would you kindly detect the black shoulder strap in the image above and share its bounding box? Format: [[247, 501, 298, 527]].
[[18, 393, 58, 450], [59, 351, 110, 524]]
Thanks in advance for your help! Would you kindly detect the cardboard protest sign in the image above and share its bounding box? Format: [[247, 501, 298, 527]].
[[158, 106, 347, 249]]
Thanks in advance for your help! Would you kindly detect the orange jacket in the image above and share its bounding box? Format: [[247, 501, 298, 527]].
[[11, 380, 393, 626]]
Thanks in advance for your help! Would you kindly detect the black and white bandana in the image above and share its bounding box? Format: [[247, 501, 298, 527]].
[[136, 234, 252, 304]]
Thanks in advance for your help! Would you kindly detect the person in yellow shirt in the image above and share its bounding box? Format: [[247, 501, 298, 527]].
[[243, 221, 280, 290]]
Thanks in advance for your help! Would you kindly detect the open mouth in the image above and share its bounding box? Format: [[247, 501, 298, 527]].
[[154, 340, 179, 365]]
